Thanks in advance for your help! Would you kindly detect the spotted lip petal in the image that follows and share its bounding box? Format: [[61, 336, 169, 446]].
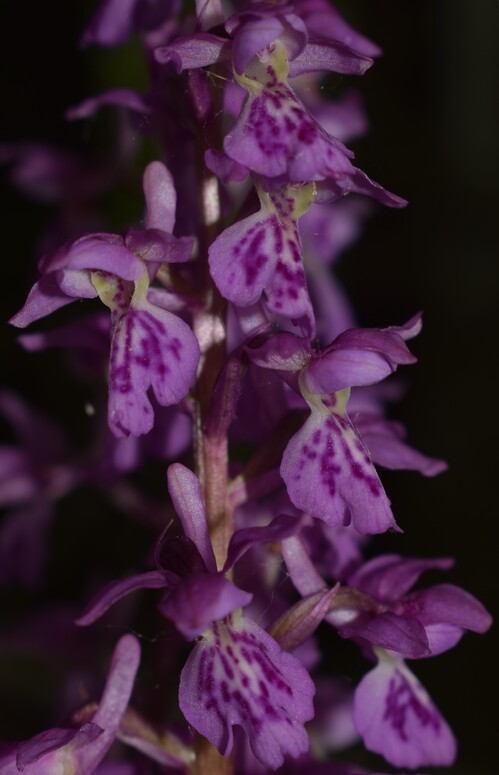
[[224, 45, 402, 209], [224, 75, 355, 183], [179, 615, 315, 769], [209, 185, 315, 335], [353, 656, 456, 769], [108, 295, 200, 438], [281, 401, 398, 534]]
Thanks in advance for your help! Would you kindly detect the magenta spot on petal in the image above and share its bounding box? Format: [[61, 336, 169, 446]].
[[221, 681, 231, 703], [384, 670, 441, 742], [270, 216, 284, 253], [369, 479, 381, 496], [232, 690, 260, 727], [226, 645, 239, 663], [351, 462, 365, 479], [297, 119, 316, 145], [241, 647, 253, 665], [220, 652, 235, 680]]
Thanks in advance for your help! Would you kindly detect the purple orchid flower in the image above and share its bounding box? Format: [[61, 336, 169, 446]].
[[154, 3, 404, 204], [76, 464, 252, 637], [0, 390, 82, 588], [0, 143, 106, 206], [10, 161, 200, 438], [0, 634, 140, 774], [155, 2, 374, 79], [76, 462, 314, 769], [216, 38, 405, 205], [222, 42, 391, 195], [248, 320, 419, 533], [282, 535, 491, 768], [341, 553, 492, 657], [283, 536, 492, 658], [76, 463, 302, 638], [223, 2, 374, 78], [162, 464, 314, 769]]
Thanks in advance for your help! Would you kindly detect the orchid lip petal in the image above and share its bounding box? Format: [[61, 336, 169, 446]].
[[179, 615, 315, 768], [107, 297, 200, 438], [353, 656, 457, 768], [209, 183, 315, 334], [281, 401, 398, 535]]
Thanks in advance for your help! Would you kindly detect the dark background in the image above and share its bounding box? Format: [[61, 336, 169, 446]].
[[0, 1, 497, 773]]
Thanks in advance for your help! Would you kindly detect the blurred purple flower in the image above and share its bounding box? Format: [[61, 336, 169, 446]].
[[0, 635, 140, 775]]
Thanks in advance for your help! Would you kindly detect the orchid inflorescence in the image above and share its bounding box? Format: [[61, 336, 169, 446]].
[[1, 2, 491, 774]]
